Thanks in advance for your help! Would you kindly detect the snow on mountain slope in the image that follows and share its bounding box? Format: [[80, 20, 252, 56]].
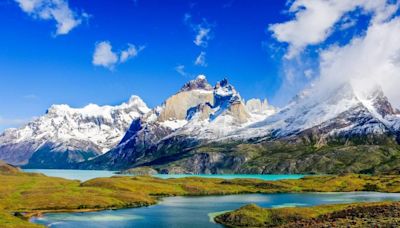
[[172, 78, 275, 139], [231, 83, 400, 141], [127, 76, 276, 141], [79, 76, 277, 169], [0, 95, 150, 166]]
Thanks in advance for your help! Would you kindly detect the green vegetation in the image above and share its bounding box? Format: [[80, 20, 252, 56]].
[[154, 138, 400, 174], [214, 202, 400, 227], [3, 164, 400, 226]]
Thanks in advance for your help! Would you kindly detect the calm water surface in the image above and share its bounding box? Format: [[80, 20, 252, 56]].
[[22, 169, 305, 181], [31, 192, 400, 228]]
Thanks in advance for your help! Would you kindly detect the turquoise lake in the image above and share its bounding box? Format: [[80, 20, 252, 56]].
[[31, 192, 400, 228], [23, 170, 400, 228], [22, 169, 305, 181]]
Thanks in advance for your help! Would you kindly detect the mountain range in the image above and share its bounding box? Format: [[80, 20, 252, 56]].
[[0, 96, 149, 168], [1, 75, 400, 174]]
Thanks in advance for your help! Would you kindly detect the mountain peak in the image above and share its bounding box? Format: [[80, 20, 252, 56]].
[[214, 78, 238, 98], [361, 85, 399, 117], [180, 75, 213, 92]]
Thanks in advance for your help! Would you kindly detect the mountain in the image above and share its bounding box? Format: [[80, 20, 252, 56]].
[[82, 80, 400, 174], [0, 96, 150, 168], [4, 75, 399, 174], [233, 83, 400, 141], [203, 83, 400, 174], [78, 75, 276, 170]]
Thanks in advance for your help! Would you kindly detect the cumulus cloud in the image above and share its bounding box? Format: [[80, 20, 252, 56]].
[[270, 0, 400, 107], [92, 41, 143, 70], [194, 51, 207, 67], [92, 41, 119, 69], [14, 0, 87, 35], [316, 16, 400, 107], [269, 0, 399, 59]]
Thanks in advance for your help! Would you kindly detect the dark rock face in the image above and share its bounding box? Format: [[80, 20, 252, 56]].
[[159, 152, 247, 174], [0, 142, 37, 166], [180, 75, 213, 92], [23, 144, 100, 169], [368, 87, 399, 117], [77, 123, 174, 170]]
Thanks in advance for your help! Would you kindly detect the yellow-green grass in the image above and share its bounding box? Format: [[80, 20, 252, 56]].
[[214, 201, 400, 227], [2, 171, 400, 226]]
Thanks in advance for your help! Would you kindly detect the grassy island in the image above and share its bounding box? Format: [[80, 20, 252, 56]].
[[214, 202, 400, 227], [2, 162, 400, 227]]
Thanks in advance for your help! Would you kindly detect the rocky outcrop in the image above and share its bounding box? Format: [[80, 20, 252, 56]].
[[158, 91, 214, 121], [158, 75, 214, 122], [158, 152, 247, 174]]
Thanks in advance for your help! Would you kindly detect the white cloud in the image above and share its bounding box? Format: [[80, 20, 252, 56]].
[[92, 41, 119, 70], [175, 65, 187, 76], [315, 16, 400, 108], [14, 0, 87, 35], [194, 51, 207, 66], [303, 69, 314, 79], [194, 26, 211, 47], [270, 0, 400, 107], [120, 44, 144, 63], [184, 14, 213, 48], [92, 41, 143, 70], [269, 0, 399, 59]]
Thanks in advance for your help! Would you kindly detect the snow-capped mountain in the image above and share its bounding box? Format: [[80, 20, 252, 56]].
[[0, 96, 150, 167], [6, 74, 398, 174], [231, 83, 400, 142], [79, 75, 276, 169], [84, 80, 400, 174]]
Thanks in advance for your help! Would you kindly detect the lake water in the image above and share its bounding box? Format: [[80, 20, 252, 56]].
[[22, 169, 305, 182], [31, 192, 400, 228]]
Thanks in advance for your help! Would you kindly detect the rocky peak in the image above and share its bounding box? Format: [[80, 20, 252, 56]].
[[214, 78, 237, 97], [364, 86, 398, 117], [126, 95, 148, 108], [180, 75, 213, 92], [246, 98, 275, 115], [158, 75, 214, 122], [213, 78, 241, 107]]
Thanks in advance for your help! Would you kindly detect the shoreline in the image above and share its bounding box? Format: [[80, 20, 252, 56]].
[[26, 191, 400, 225], [3, 172, 400, 227]]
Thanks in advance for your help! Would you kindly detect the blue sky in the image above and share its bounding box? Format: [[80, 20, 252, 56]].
[[2, 0, 400, 132], [0, 0, 292, 131]]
